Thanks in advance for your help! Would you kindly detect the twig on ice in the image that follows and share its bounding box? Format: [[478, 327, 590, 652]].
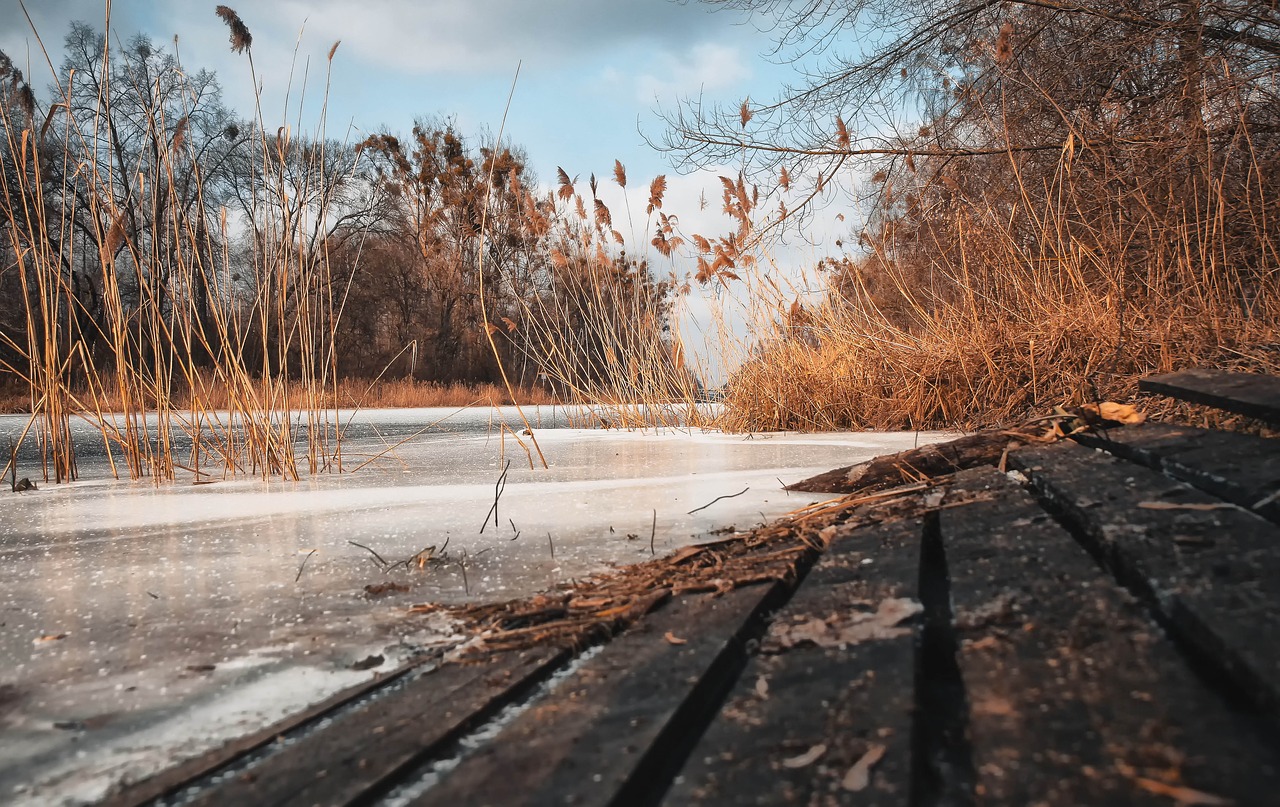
[[295, 549, 317, 582], [480, 460, 511, 533], [687, 486, 750, 515], [349, 540, 389, 568]]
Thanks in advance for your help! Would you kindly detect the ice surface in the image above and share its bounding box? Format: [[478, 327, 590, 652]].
[[0, 407, 952, 804]]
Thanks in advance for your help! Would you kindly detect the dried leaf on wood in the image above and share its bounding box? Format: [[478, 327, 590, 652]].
[[781, 743, 827, 769], [1079, 401, 1146, 425], [769, 597, 922, 649], [841, 743, 886, 792]]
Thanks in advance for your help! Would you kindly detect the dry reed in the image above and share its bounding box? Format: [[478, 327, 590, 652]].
[[712, 147, 1280, 432], [0, 8, 356, 482]]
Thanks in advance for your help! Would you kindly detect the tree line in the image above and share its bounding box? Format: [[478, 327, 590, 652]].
[[0, 20, 680, 405]]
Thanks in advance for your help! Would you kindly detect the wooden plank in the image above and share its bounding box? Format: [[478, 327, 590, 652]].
[[1141, 368, 1280, 424], [1012, 440, 1280, 719], [788, 431, 1028, 493], [1074, 423, 1280, 525], [409, 582, 790, 807], [101, 658, 426, 807], [942, 467, 1280, 805], [664, 517, 925, 806], [180, 647, 569, 807]]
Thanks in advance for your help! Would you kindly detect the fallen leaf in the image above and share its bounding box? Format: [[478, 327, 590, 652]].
[[34, 633, 68, 644], [965, 635, 1001, 651], [781, 743, 827, 769], [972, 696, 1016, 717], [664, 631, 687, 645], [1133, 777, 1233, 806], [1098, 401, 1146, 424], [770, 598, 923, 649], [842, 743, 886, 792], [1079, 402, 1146, 425]]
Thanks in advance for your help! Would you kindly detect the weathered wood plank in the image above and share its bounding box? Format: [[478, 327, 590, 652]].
[[409, 582, 790, 807], [1074, 423, 1280, 525], [942, 467, 1280, 805], [788, 431, 1030, 494], [100, 659, 426, 807], [664, 516, 925, 806], [1012, 440, 1280, 719], [1141, 368, 1280, 424], [180, 647, 569, 807]]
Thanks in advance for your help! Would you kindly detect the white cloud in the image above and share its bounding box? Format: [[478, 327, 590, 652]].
[[632, 43, 750, 105], [245, 0, 732, 76]]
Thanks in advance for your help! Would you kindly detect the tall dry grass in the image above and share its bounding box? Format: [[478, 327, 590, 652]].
[[714, 144, 1280, 432], [0, 374, 558, 414], [0, 7, 353, 482], [504, 165, 708, 429]]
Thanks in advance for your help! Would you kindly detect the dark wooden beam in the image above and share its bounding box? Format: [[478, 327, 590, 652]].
[[1141, 368, 1280, 424]]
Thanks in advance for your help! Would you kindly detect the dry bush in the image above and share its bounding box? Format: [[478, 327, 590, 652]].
[[669, 1, 1280, 432], [719, 167, 1280, 431]]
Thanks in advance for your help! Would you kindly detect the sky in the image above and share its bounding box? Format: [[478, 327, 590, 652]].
[[0, 0, 817, 239]]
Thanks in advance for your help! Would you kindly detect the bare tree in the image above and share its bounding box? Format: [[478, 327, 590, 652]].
[[662, 1, 1279, 233]]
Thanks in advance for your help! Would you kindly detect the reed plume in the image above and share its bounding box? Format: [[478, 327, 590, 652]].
[[215, 6, 252, 53]]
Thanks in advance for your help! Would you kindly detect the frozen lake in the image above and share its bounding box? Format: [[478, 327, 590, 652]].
[[0, 407, 951, 804]]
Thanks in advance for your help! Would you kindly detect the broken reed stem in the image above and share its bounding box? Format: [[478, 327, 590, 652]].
[[687, 486, 750, 515], [480, 459, 511, 533], [475, 61, 547, 469], [349, 540, 390, 569], [294, 548, 317, 582]]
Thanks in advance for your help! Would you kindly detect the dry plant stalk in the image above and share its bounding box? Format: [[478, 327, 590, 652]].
[[0, 8, 361, 483], [506, 163, 707, 430]]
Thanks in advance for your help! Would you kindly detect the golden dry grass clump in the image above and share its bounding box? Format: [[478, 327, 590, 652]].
[[704, 148, 1280, 433], [720, 297, 1280, 433]]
